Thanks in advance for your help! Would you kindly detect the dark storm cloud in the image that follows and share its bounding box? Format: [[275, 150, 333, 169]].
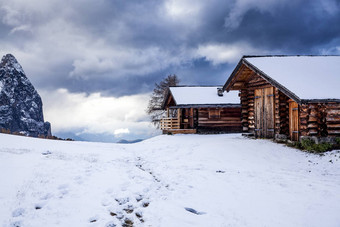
[[1, 0, 340, 96], [225, 1, 340, 52]]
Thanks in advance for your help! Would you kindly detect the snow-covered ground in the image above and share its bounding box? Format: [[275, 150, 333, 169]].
[[1, 133, 340, 227]]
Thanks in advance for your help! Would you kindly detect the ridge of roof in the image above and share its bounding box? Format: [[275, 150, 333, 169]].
[[169, 85, 223, 87], [242, 55, 340, 58]]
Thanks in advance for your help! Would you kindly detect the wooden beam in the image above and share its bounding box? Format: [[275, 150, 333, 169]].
[[226, 64, 246, 91], [177, 108, 181, 128], [190, 108, 194, 128]]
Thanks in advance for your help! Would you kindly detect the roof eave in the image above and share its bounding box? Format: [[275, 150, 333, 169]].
[[301, 99, 340, 104], [169, 104, 241, 108], [222, 58, 244, 92], [161, 88, 177, 110]]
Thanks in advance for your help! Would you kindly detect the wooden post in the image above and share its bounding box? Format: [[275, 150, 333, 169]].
[[240, 89, 249, 132], [247, 90, 255, 133], [177, 108, 181, 129], [289, 100, 299, 141], [274, 88, 280, 135], [189, 108, 194, 128]]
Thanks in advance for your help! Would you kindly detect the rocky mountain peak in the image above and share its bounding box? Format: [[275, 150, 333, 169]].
[[0, 53, 51, 137], [0, 54, 25, 75]]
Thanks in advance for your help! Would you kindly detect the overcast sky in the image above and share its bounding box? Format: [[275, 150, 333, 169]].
[[1, 0, 340, 142]]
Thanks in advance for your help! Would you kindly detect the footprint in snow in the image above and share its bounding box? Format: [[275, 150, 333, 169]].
[[105, 221, 117, 227], [57, 184, 69, 197], [135, 212, 144, 223], [216, 170, 225, 173], [12, 208, 25, 217], [41, 150, 52, 155], [73, 175, 83, 184], [88, 215, 99, 223], [10, 221, 22, 227], [34, 202, 45, 210], [101, 197, 111, 206], [185, 207, 206, 215], [123, 205, 134, 214], [115, 197, 129, 205], [123, 218, 134, 226], [40, 193, 53, 201], [58, 183, 69, 190], [135, 194, 143, 202], [109, 196, 148, 225]]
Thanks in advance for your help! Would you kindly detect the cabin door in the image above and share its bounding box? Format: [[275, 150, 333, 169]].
[[289, 101, 299, 141], [254, 87, 275, 138]]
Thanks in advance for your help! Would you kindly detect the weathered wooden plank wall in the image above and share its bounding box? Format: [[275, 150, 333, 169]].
[[197, 107, 241, 128], [239, 74, 277, 137]]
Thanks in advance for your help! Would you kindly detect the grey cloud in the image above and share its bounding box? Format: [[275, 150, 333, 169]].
[[0, 0, 339, 97]]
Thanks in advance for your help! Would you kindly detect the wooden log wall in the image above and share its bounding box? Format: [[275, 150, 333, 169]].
[[247, 90, 255, 133], [240, 89, 249, 132], [234, 70, 340, 139], [319, 105, 328, 137], [274, 88, 280, 133], [299, 103, 340, 137], [325, 103, 340, 136], [197, 107, 242, 131], [308, 104, 321, 136], [300, 104, 308, 136], [278, 91, 289, 136], [273, 89, 289, 135]]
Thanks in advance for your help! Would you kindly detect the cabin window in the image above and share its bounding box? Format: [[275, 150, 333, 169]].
[[209, 109, 220, 119]]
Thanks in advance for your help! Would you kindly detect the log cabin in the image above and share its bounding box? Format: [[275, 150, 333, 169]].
[[161, 86, 242, 134], [223, 55, 340, 141]]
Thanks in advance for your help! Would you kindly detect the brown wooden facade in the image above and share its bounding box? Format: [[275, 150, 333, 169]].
[[223, 57, 340, 141], [161, 106, 242, 134], [161, 89, 242, 134]]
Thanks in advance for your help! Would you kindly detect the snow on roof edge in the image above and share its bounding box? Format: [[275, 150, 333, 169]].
[[167, 86, 240, 106]]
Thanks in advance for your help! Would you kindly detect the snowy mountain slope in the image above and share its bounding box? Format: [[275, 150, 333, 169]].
[[0, 133, 339, 227]]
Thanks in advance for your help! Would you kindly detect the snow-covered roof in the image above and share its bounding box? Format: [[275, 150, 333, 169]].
[[243, 56, 340, 101], [168, 86, 240, 107]]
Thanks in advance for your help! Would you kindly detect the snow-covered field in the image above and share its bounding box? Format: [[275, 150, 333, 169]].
[[1, 133, 340, 227]]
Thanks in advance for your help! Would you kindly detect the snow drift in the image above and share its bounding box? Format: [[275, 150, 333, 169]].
[[0, 133, 339, 226]]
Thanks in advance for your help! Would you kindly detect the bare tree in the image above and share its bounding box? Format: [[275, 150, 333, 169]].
[[147, 74, 179, 128]]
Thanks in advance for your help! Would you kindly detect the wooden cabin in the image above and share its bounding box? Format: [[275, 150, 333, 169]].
[[161, 86, 242, 134], [223, 55, 340, 141]]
